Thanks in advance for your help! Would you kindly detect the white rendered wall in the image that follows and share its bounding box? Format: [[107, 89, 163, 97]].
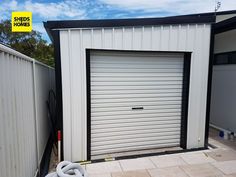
[[210, 65, 236, 133], [216, 13, 236, 23], [210, 29, 236, 132], [214, 29, 236, 54], [59, 24, 211, 161]]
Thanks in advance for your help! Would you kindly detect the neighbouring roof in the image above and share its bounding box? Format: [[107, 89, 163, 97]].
[[214, 16, 236, 34]]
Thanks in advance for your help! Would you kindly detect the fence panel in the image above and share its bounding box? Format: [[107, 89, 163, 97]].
[[0, 44, 55, 177]]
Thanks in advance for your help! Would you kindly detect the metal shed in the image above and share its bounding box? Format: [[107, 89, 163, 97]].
[[44, 11, 235, 162]]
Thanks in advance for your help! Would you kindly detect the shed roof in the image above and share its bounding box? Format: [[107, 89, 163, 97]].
[[44, 10, 236, 41]]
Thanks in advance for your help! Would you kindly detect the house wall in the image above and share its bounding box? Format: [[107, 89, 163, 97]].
[[59, 24, 211, 161], [210, 29, 236, 132], [214, 29, 236, 53], [210, 65, 236, 133], [0, 44, 55, 177], [216, 13, 236, 23]]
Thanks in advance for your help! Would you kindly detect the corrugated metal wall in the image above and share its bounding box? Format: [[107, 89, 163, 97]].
[[0, 44, 55, 177], [59, 24, 211, 161]]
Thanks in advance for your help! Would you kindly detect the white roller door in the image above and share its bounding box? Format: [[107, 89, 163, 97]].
[[90, 51, 184, 160]]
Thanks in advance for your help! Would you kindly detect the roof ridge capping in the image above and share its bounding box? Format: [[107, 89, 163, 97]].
[[44, 10, 236, 30], [44, 9, 236, 41], [44, 13, 216, 30]]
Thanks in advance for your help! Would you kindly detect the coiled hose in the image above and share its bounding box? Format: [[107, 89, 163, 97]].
[[46, 161, 89, 177]]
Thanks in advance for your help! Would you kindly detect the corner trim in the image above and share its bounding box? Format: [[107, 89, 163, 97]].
[[51, 30, 64, 159], [86, 49, 91, 160], [205, 25, 215, 148], [180, 53, 191, 149]]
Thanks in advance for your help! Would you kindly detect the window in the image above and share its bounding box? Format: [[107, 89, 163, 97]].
[[214, 51, 236, 65], [229, 53, 236, 64]]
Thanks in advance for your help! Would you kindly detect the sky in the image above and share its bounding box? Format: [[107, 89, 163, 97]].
[[1, 0, 236, 43]]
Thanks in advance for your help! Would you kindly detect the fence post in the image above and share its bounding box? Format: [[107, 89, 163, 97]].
[[32, 60, 39, 174]]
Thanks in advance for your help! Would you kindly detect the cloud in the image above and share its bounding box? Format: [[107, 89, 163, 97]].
[[1, 0, 236, 21], [33, 23, 51, 43], [0, 0, 18, 11], [8, 0, 18, 10], [99, 0, 236, 15], [33, 23, 46, 34], [24, 0, 87, 19], [0, 0, 87, 21], [0, 0, 18, 20], [1, 0, 236, 43]]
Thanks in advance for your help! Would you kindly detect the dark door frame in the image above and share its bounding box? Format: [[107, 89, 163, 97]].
[[86, 49, 191, 161]]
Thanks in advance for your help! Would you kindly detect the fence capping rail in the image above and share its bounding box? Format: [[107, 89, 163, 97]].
[[0, 43, 54, 69]]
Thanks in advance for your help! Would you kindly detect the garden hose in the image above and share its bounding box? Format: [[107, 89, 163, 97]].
[[46, 161, 88, 177]]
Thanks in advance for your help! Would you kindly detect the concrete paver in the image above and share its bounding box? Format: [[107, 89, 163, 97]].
[[212, 160, 236, 175], [148, 166, 189, 177], [119, 158, 156, 171], [224, 174, 236, 177], [150, 154, 187, 168], [86, 161, 122, 175], [206, 149, 236, 161], [89, 174, 112, 177], [180, 152, 216, 164], [112, 170, 150, 177], [180, 163, 224, 177]]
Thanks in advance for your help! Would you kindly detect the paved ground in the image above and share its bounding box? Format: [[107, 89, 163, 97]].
[[209, 128, 236, 151], [85, 128, 236, 177], [85, 148, 236, 177], [49, 127, 236, 177]]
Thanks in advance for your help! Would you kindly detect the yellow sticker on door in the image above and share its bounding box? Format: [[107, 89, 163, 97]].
[[12, 12, 32, 32]]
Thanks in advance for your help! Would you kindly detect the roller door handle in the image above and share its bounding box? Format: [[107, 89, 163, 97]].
[[132, 107, 144, 110]]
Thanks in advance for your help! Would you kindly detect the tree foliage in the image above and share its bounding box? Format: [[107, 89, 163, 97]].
[[0, 20, 54, 67]]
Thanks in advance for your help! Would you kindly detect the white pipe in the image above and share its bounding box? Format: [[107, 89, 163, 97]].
[[58, 131, 61, 163], [58, 141, 61, 163], [46, 161, 89, 177]]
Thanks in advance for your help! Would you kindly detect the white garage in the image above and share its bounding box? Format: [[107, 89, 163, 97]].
[[44, 12, 215, 161], [89, 51, 188, 159]]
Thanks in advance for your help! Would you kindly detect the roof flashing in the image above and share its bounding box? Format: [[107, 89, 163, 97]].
[[44, 10, 236, 41], [44, 15, 215, 31]]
